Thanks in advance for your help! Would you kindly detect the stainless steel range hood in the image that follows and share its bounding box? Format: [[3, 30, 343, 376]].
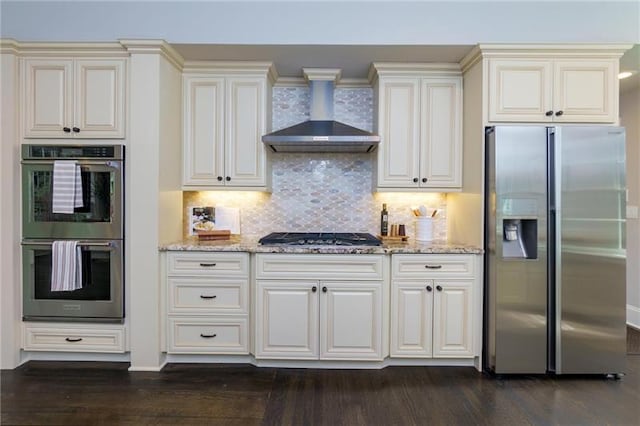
[[262, 68, 380, 153]]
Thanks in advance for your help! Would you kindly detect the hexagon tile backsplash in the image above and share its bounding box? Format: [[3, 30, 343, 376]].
[[183, 86, 448, 240]]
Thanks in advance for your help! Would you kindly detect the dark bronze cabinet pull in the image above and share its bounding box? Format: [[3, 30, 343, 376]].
[[199, 263, 216, 267], [200, 333, 217, 338], [63, 127, 71, 133], [72, 127, 80, 133], [436, 285, 443, 292], [555, 110, 564, 116], [65, 337, 83, 342], [217, 176, 223, 181], [425, 265, 442, 269], [413, 177, 419, 183], [545, 110, 554, 116], [426, 285, 433, 292], [200, 295, 217, 299], [322, 286, 328, 293], [312, 286, 317, 293]]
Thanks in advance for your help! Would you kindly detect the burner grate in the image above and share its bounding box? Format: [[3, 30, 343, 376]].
[[259, 232, 381, 246]]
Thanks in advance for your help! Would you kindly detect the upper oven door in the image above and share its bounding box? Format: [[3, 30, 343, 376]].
[[22, 160, 123, 239]]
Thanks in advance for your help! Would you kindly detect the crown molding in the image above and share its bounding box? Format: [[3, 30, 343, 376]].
[[0, 39, 127, 57], [182, 60, 278, 84], [369, 62, 462, 84], [274, 76, 371, 88], [460, 46, 483, 74], [0, 39, 20, 55], [119, 39, 184, 70], [303, 68, 342, 83]]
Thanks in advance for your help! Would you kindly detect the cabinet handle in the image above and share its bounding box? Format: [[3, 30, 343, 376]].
[[63, 127, 71, 133], [555, 110, 564, 117], [413, 178, 419, 183], [217, 176, 223, 181], [72, 127, 80, 133], [426, 285, 433, 292], [425, 265, 442, 269], [421, 178, 428, 183], [200, 333, 217, 338], [312, 286, 317, 293], [225, 176, 231, 182], [199, 263, 216, 267], [436, 285, 443, 292], [200, 295, 217, 299], [545, 110, 554, 117], [322, 286, 327, 293], [65, 337, 83, 342]]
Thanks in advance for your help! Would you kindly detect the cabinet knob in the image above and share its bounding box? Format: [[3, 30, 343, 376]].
[[225, 176, 231, 182], [426, 285, 433, 292], [545, 110, 554, 117], [312, 286, 317, 293], [421, 178, 428, 183], [413, 178, 419, 183], [436, 285, 443, 292], [555, 110, 564, 117], [322, 286, 328, 293], [72, 127, 80, 133], [217, 176, 223, 181], [63, 127, 71, 133]]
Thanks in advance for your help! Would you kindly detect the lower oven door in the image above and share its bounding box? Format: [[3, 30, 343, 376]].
[[22, 240, 124, 322]]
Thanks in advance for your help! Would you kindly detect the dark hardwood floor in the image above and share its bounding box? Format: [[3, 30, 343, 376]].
[[3, 328, 640, 426]]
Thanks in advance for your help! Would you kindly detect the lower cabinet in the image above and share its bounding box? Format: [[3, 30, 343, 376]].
[[22, 322, 126, 353], [390, 254, 478, 359]]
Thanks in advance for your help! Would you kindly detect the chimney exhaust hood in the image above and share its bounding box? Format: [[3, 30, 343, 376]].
[[262, 68, 380, 153]]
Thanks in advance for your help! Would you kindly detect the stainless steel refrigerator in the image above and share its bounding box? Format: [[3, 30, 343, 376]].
[[484, 126, 627, 375]]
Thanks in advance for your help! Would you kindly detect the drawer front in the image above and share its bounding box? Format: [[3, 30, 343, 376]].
[[167, 252, 249, 277], [256, 254, 384, 280], [392, 254, 475, 279], [167, 317, 248, 354], [168, 278, 248, 314], [23, 324, 125, 353]]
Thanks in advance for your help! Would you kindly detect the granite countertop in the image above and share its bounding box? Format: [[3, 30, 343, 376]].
[[160, 235, 483, 254]]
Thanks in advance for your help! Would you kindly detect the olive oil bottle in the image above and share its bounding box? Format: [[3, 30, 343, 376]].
[[380, 203, 389, 236]]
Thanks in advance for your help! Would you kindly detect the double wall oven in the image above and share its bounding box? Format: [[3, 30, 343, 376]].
[[21, 145, 124, 323]]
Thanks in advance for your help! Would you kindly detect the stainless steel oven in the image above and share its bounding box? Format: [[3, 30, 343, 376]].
[[21, 145, 124, 323], [22, 145, 123, 240], [22, 240, 123, 322]]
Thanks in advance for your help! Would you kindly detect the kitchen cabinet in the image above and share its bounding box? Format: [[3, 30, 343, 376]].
[[165, 252, 250, 354], [390, 254, 478, 358], [22, 322, 126, 353], [254, 254, 386, 361], [23, 58, 126, 138], [182, 64, 274, 189], [372, 64, 462, 191], [488, 58, 617, 123]]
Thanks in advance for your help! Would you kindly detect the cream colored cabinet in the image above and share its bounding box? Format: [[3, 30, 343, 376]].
[[165, 252, 250, 354], [23, 58, 126, 138], [22, 322, 126, 353], [373, 65, 462, 191], [254, 254, 386, 361], [390, 254, 478, 358], [182, 66, 273, 189], [488, 58, 617, 123]]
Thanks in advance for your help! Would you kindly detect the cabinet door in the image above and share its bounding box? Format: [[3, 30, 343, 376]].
[[553, 59, 617, 123], [182, 77, 225, 186], [225, 77, 268, 187], [488, 59, 553, 122], [420, 78, 462, 188], [432, 280, 474, 358], [23, 59, 73, 138], [390, 281, 433, 357], [74, 59, 125, 138], [377, 78, 421, 188], [255, 280, 319, 359], [320, 281, 383, 360]]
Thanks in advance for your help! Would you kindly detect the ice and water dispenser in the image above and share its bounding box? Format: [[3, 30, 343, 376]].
[[502, 218, 537, 259]]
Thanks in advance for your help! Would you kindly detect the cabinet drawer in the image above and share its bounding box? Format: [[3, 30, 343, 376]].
[[23, 324, 125, 353], [167, 252, 249, 277], [392, 254, 475, 279], [168, 278, 248, 314], [256, 254, 384, 280], [167, 317, 248, 354]]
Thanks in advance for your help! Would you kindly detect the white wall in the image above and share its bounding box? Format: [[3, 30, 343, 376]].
[[620, 87, 640, 328], [1, 1, 638, 44]]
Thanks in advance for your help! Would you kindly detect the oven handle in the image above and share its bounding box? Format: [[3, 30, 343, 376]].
[[21, 160, 121, 168], [21, 241, 115, 247]]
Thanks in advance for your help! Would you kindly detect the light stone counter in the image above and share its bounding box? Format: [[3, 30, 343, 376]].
[[159, 235, 483, 254]]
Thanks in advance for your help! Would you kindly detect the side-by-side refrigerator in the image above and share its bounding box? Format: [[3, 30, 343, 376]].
[[484, 126, 626, 375]]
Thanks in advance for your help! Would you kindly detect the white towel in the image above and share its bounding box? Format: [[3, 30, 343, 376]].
[[51, 241, 83, 292], [52, 160, 83, 214]]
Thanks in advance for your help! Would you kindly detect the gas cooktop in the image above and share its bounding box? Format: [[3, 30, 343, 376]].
[[259, 232, 381, 246]]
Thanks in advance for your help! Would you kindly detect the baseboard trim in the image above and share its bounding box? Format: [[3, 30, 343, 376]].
[[627, 305, 640, 330]]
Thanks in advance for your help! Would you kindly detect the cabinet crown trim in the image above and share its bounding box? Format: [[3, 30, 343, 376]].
[[3, 40, 128, 57], [182, 61, 278, 84], [368, 62, 461, 84], [119, 39, 183, 70]]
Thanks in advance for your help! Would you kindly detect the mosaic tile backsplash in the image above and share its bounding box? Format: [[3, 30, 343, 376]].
[[183, 86, 447, 241]]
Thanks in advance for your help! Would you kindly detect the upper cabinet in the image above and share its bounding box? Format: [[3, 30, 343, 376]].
[[489, 58, 617, 123], [371, 64, 462, 191], [182, 63, 275, 190], [23, 58, 126, 138]]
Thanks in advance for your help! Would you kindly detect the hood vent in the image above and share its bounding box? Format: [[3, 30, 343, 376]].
[[262, 68, 380, 153]]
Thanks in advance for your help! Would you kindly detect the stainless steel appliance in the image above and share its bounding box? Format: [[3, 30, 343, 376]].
[[259, 232, 381, 246], [484, 126, 626, 375], [21, 145, 124, 323]]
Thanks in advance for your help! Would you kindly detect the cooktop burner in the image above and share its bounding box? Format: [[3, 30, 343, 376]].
[[259, 232, 381, 246]]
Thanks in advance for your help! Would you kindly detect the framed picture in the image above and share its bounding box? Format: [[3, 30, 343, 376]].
[[189, 206, 215, 236]]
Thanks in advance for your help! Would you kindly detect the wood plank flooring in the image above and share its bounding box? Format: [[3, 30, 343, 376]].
[[3, 328, 640, 425]]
